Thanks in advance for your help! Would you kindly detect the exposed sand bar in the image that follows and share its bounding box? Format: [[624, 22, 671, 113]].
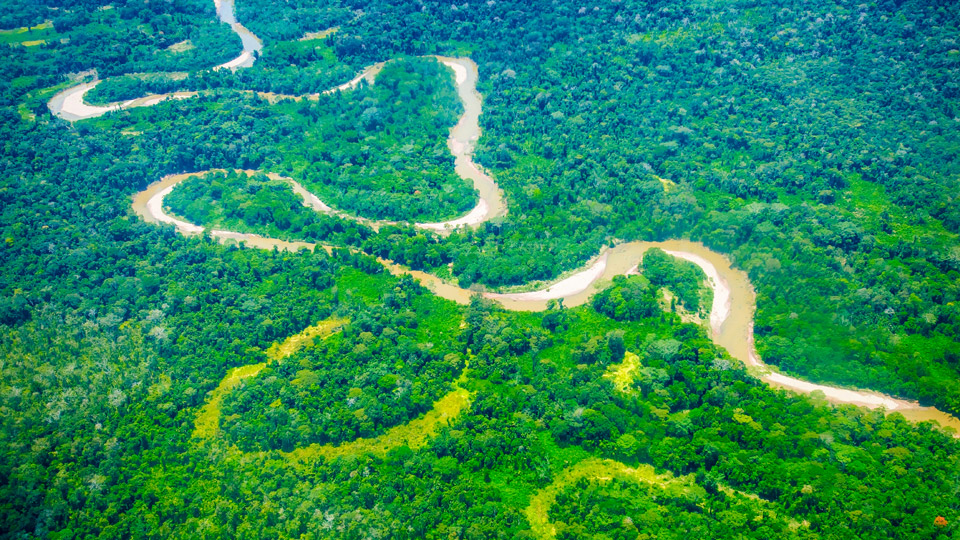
[[132, 174, 960, 436], [97, 22, 954, 435], [485, 254, 608, 303], [663, 250, 730, 335], [321, 62, 386, 94], [385, 240, 960, 436], [213, 0, 262, 70], [125, 57, 503, 234], [49, 0, 257, 119], [417, 57, 506, 232]]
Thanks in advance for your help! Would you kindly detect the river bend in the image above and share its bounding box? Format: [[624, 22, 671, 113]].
[[50, 0, 960, 436]]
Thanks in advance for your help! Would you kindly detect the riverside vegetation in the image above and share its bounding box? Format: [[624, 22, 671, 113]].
[[2, 0, 960, 538]]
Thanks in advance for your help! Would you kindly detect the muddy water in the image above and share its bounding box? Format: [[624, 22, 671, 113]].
[[49, 0, 258, 120], [48, 78, 198, 121], [213, 0, 262, 70], [47, 82, 117, 121], [133, 173, 960, 436], [134, 172, 960, 435], [418, 57, 506, 232], [314, 57, 505, 232], [89, 3, 957, 435], [127, 57, 503, 234], [321, 62, 385, 94], [386, 240, 960, 435], [132, 172, 200, 233]]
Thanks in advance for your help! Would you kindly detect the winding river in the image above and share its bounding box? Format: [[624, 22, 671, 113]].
[[47, 0, 262, 121], [50, 0, 960, 436], [213, 0, 262, 70]]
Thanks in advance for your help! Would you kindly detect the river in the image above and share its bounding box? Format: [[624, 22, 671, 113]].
[[56, 0, 960, 437], [47, 0, 261, 120]]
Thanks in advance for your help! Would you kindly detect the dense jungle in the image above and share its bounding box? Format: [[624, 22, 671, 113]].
[[1, 0, 959, 538]]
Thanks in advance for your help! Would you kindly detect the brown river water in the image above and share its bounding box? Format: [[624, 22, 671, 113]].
[[53, 0, 958, 436], [132, 168, 960, 436]]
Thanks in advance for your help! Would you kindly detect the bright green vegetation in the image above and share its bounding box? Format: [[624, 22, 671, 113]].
[[641, 248, 713, 315], [591, 275, 665, 323], [274, 0, 960, 416], [3, 0, 960, 538], [524, 458, 690, 540], [192, 315, 348, 439], [13, 79, 73, 120], [285, 57, 474, 222], [543, 464, 802, 540], [0, 20, 56, 46], [280, 383, 472, 463], [112, 57, 476, 224], [239, 31, 357, 94], [85, 34, 360, 103], [264, 315, 350, 361], [528, 457, 804, 540], [47, 2, 240, 75], [85, 73, 188, 106], [164, 170, 369, 244], [235, 1, 351, 43], [590, 258, 710, 327], [2, 0, 240, 117], [603, 351, 643, 394], [220, 274, 466, 451], [4, 241, 958, 536], [165, 171, 303, 233]]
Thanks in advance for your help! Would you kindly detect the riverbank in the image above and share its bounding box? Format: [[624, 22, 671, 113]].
[[126, 57, 503, 234], [134, 172, 960, 435], [48, 0, 259, 120], [75, 0, 958, 436]]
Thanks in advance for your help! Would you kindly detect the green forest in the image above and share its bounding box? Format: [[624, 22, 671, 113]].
[[2, 0, 960, 538]]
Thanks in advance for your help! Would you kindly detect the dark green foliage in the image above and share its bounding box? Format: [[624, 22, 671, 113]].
[[291, 57, 474, 222], [550, 478, 799, 540], [592, 275, 662, 322], [84, 73, 187, 106], [221, 278, 465, 451], [234, 0, 352, 43], [111, 57, 476, 224], [2, 0, 960, 538], [165, 170, 373, 245], [2, 0, 238, 96], [297, 0, 960, 414], [84, 35, 362, 103], [641, 248, 712, 313]]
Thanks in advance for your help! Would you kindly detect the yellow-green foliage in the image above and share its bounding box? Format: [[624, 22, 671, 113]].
[[0, 21, 56, 46], [280, 385, 472, 464], [193, 316, 348, 438], [525, 458, 692, 540], [602, 351, 641, 393], [192, 362, 268, 439], [194, 314, 472, 463], [264, 316, 349, 361], [299, 27, 339, 41]]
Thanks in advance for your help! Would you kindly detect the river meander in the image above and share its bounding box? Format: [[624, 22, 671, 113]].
[[51, 0, 960, 436]]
